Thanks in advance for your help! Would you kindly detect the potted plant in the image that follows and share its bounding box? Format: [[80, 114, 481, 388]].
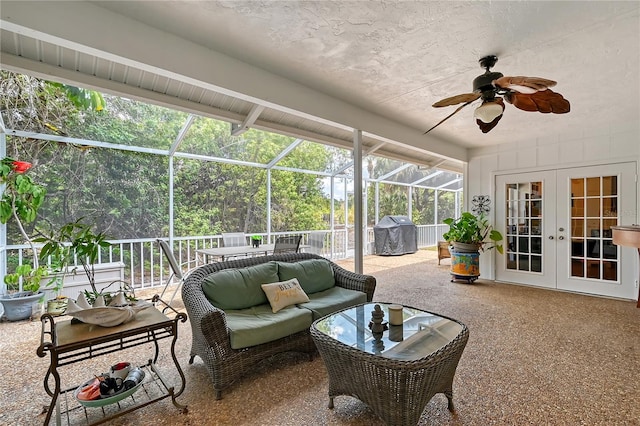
[[0, 157, 48, 320], [38, 218, 113, 307], [251, 235, 262, 248], [443, 212, 504, 253], [39, 243, 69, 316], [442, 212, 503, 282]]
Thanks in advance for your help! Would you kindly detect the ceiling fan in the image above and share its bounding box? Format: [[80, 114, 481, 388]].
[[425, 55, 570, 134]]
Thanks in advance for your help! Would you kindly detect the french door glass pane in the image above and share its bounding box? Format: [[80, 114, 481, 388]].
[[569, 176, 618, 281], [505, 181, 542, 273]]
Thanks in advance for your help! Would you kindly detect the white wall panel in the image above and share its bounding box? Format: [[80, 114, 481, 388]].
[[537, 144, 560, 166], [468, 123, 640, 281], [516, 147, 538, 169]]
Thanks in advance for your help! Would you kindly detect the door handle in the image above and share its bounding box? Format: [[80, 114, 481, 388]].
[[558, 236, 565, 240], [549, 236, 554, 240]]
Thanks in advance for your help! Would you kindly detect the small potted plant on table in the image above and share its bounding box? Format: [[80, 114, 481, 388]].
[[251, 235, 262, 248]]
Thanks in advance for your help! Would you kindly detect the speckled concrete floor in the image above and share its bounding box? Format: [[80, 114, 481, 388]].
[[1, 250, 638, 425]]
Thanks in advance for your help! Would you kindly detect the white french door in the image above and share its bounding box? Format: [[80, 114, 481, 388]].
[[495, 163, 637, 300]]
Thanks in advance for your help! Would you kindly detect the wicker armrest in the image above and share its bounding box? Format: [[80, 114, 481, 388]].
[[198, 307, 232, 350], [332, 264, 377, 302], [182, 266, 233, 353]]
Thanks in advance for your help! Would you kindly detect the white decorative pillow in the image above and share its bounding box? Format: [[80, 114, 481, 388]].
[[261, 278, 310, 313]]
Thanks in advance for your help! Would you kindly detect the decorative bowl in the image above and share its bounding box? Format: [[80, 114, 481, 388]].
[[65, 292, 152, 327], [73, 369, 146, 408]]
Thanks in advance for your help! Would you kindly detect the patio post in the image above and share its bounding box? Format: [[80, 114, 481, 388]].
[[353, 129, 363, 274]]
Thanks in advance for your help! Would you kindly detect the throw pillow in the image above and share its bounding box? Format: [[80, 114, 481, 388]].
[[261, 278, 310, 313]]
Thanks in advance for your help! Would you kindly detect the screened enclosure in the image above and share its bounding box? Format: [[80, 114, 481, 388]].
[[0, 70, 463, 291]]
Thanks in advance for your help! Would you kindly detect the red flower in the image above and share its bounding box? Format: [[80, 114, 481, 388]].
[[11, 161, 32, 173]]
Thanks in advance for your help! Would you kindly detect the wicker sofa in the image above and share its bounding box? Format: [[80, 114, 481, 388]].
[[182, 252, 376, 399]]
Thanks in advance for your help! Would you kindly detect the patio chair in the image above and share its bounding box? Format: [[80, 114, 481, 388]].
[[273, 235, 302, 254], [222, 232, 247, 247], [157, 239, 194, 309], [221, 232, 248, 259], [307, 231, 327, 255]]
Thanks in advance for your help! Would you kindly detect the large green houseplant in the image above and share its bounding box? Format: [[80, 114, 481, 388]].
[[443, 212, 504, 253], [442, 212, 503, 283]]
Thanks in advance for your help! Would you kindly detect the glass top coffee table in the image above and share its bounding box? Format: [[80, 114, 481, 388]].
[[310, 302, 469, 426]]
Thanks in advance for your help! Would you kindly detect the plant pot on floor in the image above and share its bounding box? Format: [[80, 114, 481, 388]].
[[448, 242, 481, 283], [46, 296, 69, 316], [0, 291, 44, 321], [449, 249, 480, 283]]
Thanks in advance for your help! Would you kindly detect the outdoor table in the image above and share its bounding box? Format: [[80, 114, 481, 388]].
[[310, 302, 469, 426], [196, 244, 309, 262]]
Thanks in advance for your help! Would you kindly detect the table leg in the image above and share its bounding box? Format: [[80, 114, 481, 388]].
[[445, 390, 455, 411], [170, 319, 187, 400], [42, 351, 61, 426]]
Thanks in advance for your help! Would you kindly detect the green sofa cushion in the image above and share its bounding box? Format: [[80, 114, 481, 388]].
[[225, 304, 313, 349], [202, 261, 279, 310], [298, 286, 367, 320], [277, 259, 335, 294]]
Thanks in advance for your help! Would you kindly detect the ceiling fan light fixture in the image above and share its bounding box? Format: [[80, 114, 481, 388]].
[[425, 56, 569, 135], [474, 101, 504, 123]]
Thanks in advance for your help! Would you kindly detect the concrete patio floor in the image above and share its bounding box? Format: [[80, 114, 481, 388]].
[[1, 248, 638, 425]]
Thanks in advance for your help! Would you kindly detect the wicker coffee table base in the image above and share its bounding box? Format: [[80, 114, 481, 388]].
[[311, 314, 469, 426]]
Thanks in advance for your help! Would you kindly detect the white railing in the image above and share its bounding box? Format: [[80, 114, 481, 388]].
[[2, 225, 448, 293]]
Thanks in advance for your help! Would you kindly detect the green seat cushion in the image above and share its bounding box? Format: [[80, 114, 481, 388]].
[[277, 259, 335, 294], [298, 286, 367, 320], [202, 261, 279, 310], [225, 304, 313, 349]]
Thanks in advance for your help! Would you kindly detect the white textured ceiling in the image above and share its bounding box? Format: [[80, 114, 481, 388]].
[[2, 1, 639, 164]]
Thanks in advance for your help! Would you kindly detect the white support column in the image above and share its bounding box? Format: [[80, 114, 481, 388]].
[[267, 169, 272, 243], [0, 119, 6, 293], [354, 129, 364, 274], [168, 156, 175, 244], [375, 182, 380, 225], [344, 178, 348, 258], [434, 189, 439, 224], [167, 115, 193, 245], [330, 176, 335, 258], [363, 182, 368, 254], [408, 186, 413, 220]]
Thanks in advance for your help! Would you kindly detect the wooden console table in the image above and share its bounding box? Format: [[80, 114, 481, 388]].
[[37, 296, 188, 425], [612, 225, 640, 308]]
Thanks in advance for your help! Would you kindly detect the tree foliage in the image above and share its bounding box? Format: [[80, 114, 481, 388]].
[[0, 70, 450, 244]]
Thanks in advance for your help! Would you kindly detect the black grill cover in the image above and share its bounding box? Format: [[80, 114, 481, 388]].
[[373, 216, 418, 256]]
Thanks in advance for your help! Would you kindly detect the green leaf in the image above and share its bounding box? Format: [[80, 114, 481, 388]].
[[0, 201, 12, 223]]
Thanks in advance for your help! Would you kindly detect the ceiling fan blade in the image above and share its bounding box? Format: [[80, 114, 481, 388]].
[[432, 92, 480, 107], [424, 101, 475, 134], [494, 76, 557, 94], [505, 89, 570, 114]]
